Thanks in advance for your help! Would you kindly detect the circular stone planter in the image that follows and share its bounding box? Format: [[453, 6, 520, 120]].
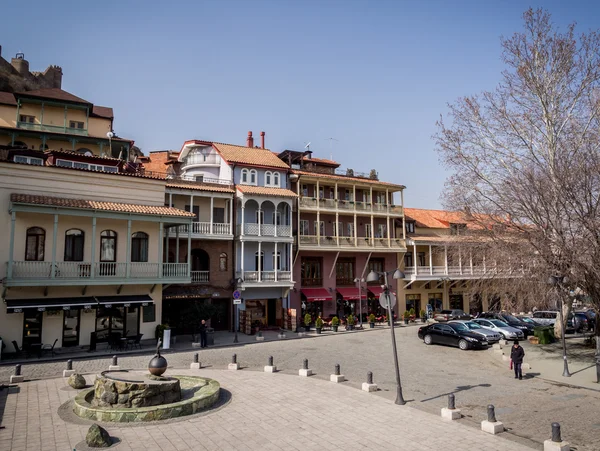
[[73, 373, 220, 423]]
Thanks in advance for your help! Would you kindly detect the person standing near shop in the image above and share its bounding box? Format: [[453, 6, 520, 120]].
[[510, 340, 525, 379], [199, 319, 208, 348]]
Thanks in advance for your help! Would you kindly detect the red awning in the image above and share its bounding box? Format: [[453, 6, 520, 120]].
[[336, 287, 367, 301], [367, 286, 397, 297], [301, 288, 332, 302]]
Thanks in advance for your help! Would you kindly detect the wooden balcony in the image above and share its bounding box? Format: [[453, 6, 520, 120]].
[[297, 235, 405, 252], [168, 222, 232, 240], [298, 197, 403, 216], [403, 265, 519, 280], [236, 270, 293, 286], [236, 223, 292, 238]]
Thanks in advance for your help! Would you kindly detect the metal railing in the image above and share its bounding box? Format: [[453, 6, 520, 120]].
[[297, 235, 405, 250], [261, 224, 276, 236], [181, 154, 220, 166], [17, 121, 88, 136], [244, 223, 260, 235], [297, 197, 403, 215], [191, 271, 209, 283], [175, 222, 232, 236], [237, 270, 292, 283], [276, 225, 291, 236]]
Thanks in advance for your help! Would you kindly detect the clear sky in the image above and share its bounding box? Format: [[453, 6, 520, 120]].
[[2, 0, 597, 208]]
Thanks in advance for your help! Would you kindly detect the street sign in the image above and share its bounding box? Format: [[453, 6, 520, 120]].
[[233, 290, 242, 300], [233, 299, 242, 305], [379, 292, 397, 309]]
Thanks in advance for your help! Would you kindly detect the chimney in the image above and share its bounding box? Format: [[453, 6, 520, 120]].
[[11, 53, 29, 76], [246, 131, 254, 148], [260, 131, 265, 149]]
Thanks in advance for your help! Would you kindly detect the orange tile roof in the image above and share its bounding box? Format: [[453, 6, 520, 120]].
[[0, 91, 17, 106], [303, 156, 340, 166], [45, 149, 121, 162], [292, 170, 405, 189], [213, 142, 290, 169], [236, 185, 297, 198], [92, 105, 113, 119], [167, 182, 235, 194], [15, 88, 91, 105], [11, 193, 195, 217], [404, 208, 483, 229]]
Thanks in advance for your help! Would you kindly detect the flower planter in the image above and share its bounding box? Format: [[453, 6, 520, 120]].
[[316, 328, 322, 334], [369, 323, 375, 329], [421, 317, 426, 323], [332, 325, 338, 332], [304, 325, 311, 332], [404, 319, 409, 325]]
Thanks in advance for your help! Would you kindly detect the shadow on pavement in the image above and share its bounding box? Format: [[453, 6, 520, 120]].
[[420, 383, 492, 402]]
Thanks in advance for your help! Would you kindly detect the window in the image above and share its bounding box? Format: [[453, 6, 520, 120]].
[[255, 210, 264, 224], [19, 115, 35, 123], [250, 169, 257, 185], [213, 207, 225, 223], [450, 223, 467, 235], [318, 186, 324, 199], [13, 155, 43, 165], [131, 232, 148, 262], [273, 211, 281, 225], [302, 185, 308, 196], [365, 224, 372, 239], [418, 252, 426, 267], [273, 252, 281, 270], [377, 224, 386, 238], [300, 220, 310, 235], [301, 257, 322, 286], [255, 251, 264, 271], [64, 229, 84, 261], [265, 171, 272, 186], [405, 221, 415, 234], [335, 221, 343, 237], [273, 172, 280, 187], [404, 252, 413, 268], [185, 205, 200, 220], [329, 188, 335, 199], [241, 168, 249, 184], [55, 159, 117, 172], [314, 221, 324, 236], [195, 175, 204, 183], [336, 258, 355, 285], [347, 222, 354, 238], [100, 230, 117, 262], [219, 253, 228, 271], [25, 227, 45, 261], [368, 258, 385, 284], [345, 189, 351, 201], [69, 121, 84, 129]]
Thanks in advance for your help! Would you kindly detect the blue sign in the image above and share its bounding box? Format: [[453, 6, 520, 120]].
[[233, 290, 242, 300]]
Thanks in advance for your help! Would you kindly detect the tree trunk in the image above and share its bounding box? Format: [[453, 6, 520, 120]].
[[596, 314, 600, 383], [553, 301, 570, 339]]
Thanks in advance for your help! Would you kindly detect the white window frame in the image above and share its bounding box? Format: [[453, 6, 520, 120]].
[[300, 220, 310, 236], [13, 155, 43, 165], [365, 224, 372, 238], [255, 210, 264, 225], [377, 224, 386, 238], [265, 171, 272, 186], [314, 221, 324, 236], [273, 211, 282, 225], [273, 172, 280, 187], [405, 222, 415, 233], [318, 186, 324, 199], [249, 169, 257, 185], [347, 223, 354, 238], [302, 184, 308, 196], [335, 221, 343, 237], [273, 252, 281, 271], [241, 168, 249, 184]]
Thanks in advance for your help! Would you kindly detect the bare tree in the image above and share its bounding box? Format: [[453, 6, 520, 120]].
[[434, 8, 600, 380]]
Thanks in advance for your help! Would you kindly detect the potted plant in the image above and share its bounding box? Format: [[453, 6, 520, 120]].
[[403, 311, 410, 325], [315, 317, 324, 334], [304, 313, 312, 332], [331, 316, 340, 332], [420, 310, 427, 323], [346, 314, 355, 331], [409, 308, 416, 322], [368, 314, 376, 328]]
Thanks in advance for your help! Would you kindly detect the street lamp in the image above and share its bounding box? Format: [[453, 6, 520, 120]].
[[354, 277, 365, 328], [367, 268, 406, 405], [233, 277, 243, 344], [548, 275, 571, 378]]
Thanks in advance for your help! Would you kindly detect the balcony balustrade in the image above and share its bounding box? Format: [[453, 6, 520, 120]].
[[403, 264, 516, 279], [191, 270, 210, 283], [297, 235, 405, 250], [237, 270, 292, 283], [172, 222, 232, 237], [298, 197, 402, 216], [17, 121, 88, 136], [239, 222, 291, 237]]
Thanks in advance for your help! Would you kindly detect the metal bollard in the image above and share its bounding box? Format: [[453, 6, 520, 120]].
[[303, 359, 308, 370], [335, 364, 340, 376], [67, 360, 73, 371], [268, 356, 273, 366], [112, 355, 118, 366], [367, 371, 373, 384], [15, 364, 21, 376], [194, 353, 199, 364], [487, 405, 496, 423], [551, 422, 562, 442], [232, 354, 237, 364], [448, 393, 455, 410]]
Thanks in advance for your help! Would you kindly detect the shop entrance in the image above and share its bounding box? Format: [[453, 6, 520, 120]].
[[267, 299, 277, 327], [95, 306, 139, 341], [450, 294, 464, 310], [62, 309, 80, 347], [210, 299, 230, 331], [405, 294, 421, 316], [23, 310, 43, 350]]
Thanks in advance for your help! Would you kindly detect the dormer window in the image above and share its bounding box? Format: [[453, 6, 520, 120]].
[[19, 115, 35, 124], [450, 223, 467, 235]]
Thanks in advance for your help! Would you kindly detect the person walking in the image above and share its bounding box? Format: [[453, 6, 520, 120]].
[[510, 340, 525, 380], [199, 319, 208, 348]]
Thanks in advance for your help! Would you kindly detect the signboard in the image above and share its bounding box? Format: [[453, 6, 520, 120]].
[[233, 299, 242, 305], [379, 292, 397, 309], [233, 290, 242, 300]]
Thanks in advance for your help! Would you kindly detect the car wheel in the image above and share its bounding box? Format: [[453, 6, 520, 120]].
[[458, 339, 469, 350], [424, 335, 433, 345]]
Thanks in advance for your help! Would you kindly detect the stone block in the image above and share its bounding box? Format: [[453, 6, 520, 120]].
[[192, 342, 202, 348], [299, 368, 313, 377], [543, 440, 570, 451], [256, 336, 265, 341], [278, 334, 286, 339], [228, 363, 240, 371], [264, 365, 277, 373], [9, 375, 24, 383], [190, 362, 200, 369], [492, 343, 502, 350], [68, 373, 87, 389], [500, 339, 509, 346], [109, 365, 120, 371], [330, 374, 345, 383], [63, 369, 75, 377], [362, 382, 377, 392], [481, 420, 504, 434], [528, 336, 540, 345], [86, 424, 111, 448], [441, 407, 461, 420], [297, 332, 306, 337]]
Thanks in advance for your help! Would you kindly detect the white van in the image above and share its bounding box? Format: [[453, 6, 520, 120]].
[[532, 311, 557, 326]]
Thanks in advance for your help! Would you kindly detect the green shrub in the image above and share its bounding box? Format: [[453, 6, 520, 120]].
[[368, 314, 376, 323], [331, 316, 340, 326], [347, 314, 355, 325], [155, 324, 170, 341], [304, 313, 312, 326], [403, 310, 410, 319], [409, 308, 416, 316], [420, 310, 426, 318], [315, 317, 324, 328]]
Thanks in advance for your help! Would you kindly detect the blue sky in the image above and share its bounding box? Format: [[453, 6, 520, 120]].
[[2, 0, 597, 208]]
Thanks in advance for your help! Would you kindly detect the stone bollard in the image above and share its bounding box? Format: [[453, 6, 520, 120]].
[[190, 352, 201, 369], [441, 393, 461, 420], [264, 355, 277, 373], [299, 358, 312, 377], [330, 363, 345, 383], [481, 404, 504, 434], [256, 330, 265, 341], [109, 355, 120, 371], [278, 329, 286, 339], [228, 353, 240, 371], [362, 371, 377, 392], [10, 364, 24, 383], [544, 422, 570, 451], [63, 359, 75, 377]]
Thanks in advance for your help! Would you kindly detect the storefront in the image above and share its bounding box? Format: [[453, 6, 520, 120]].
[[336, 288, 366, 319], [366, 286, 397, 318], [405, 294, 422, 315], [300, 288, 332, 321]]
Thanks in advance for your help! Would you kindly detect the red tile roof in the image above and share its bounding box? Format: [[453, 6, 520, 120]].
[[292, 170, 405, 189], [11, 193, 195, 217], [404, 208, 484, 229], [167, 182, 235, 193], [92, 105, 113, 119], [303, 156, 340, 166], [236, 185, 297, 197], [0, 91, 17, 106], [15, 88, 91, 105], [213, 142, 290, 169]]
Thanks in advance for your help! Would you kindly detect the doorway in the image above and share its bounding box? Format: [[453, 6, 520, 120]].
[[95, 306, 140, 341], [62, 309, 80, 347], [267, 299, 277, 327], [450, 294, 464, 310], [191, 249, 210, 271]]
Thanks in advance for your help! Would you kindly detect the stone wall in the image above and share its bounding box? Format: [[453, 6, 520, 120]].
[[91, 375, 181, 408]]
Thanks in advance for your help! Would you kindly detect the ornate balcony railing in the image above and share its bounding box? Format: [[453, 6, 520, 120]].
[[297, 235, 405, 250], [191, 270, 209, 283], [17, 121, 88, 136], [237, 270, 292, 283], [173, 222, 232, 236]]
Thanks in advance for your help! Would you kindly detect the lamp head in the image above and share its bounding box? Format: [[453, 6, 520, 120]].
[[236, 277, 244, 284], [366, 271, 379, 283], [393, 269, 405, 280], [106, 131, 114, 139]]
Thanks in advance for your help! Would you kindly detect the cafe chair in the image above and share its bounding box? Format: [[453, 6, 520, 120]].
[[41, 339, 58, 357]]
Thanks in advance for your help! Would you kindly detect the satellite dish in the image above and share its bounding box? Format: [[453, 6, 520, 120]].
[[106, 131, 114, 139]]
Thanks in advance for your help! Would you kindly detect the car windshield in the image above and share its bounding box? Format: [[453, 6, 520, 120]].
[[490, 320, 508, 327], [449, 323, 469, 332], [464, 322, 482, 329], [503, 314, 520, 322], [520, 318, 534, 324]]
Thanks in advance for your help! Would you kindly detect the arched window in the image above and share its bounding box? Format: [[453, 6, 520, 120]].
[[100, 230, 117, 262], [265, 171, 272, 186], [25, 227, 45, 261], [131, 232, 149, 262], [254, 251, 264, 271], [64, 229, 84, 261], [250, 169, 257, 185], [241, 168, 249, 184], [13, 141, 27, 149], [273, 172, 280, 187], [219, 253, 227, 271], [39, 143, 49, 151], [76, 148, 93, 156]]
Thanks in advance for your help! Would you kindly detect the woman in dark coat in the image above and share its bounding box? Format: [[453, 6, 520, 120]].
[[510, 340, 525, 380]]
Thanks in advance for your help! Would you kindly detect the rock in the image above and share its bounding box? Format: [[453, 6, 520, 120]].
[[68, 373, 87, 389], [85, 424, 111, 448]]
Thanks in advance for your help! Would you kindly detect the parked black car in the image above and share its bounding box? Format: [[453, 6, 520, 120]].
[[417, 322, 489, 350], [477, 312, 533, 338]]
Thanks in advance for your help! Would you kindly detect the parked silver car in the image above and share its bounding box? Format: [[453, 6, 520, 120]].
[[450, 320, 502, 343], [472, 318, 525, 340]]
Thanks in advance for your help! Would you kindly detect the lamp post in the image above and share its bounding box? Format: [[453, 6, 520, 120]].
[[354, 277, 365, 328], [233, 278, 243, 344], [367, 268, 406, 405], [548, 275, 571, 378]]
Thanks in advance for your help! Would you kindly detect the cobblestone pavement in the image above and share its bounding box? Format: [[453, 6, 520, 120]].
[[0, 369, 534, 451], [1, 327, 599, 450]]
